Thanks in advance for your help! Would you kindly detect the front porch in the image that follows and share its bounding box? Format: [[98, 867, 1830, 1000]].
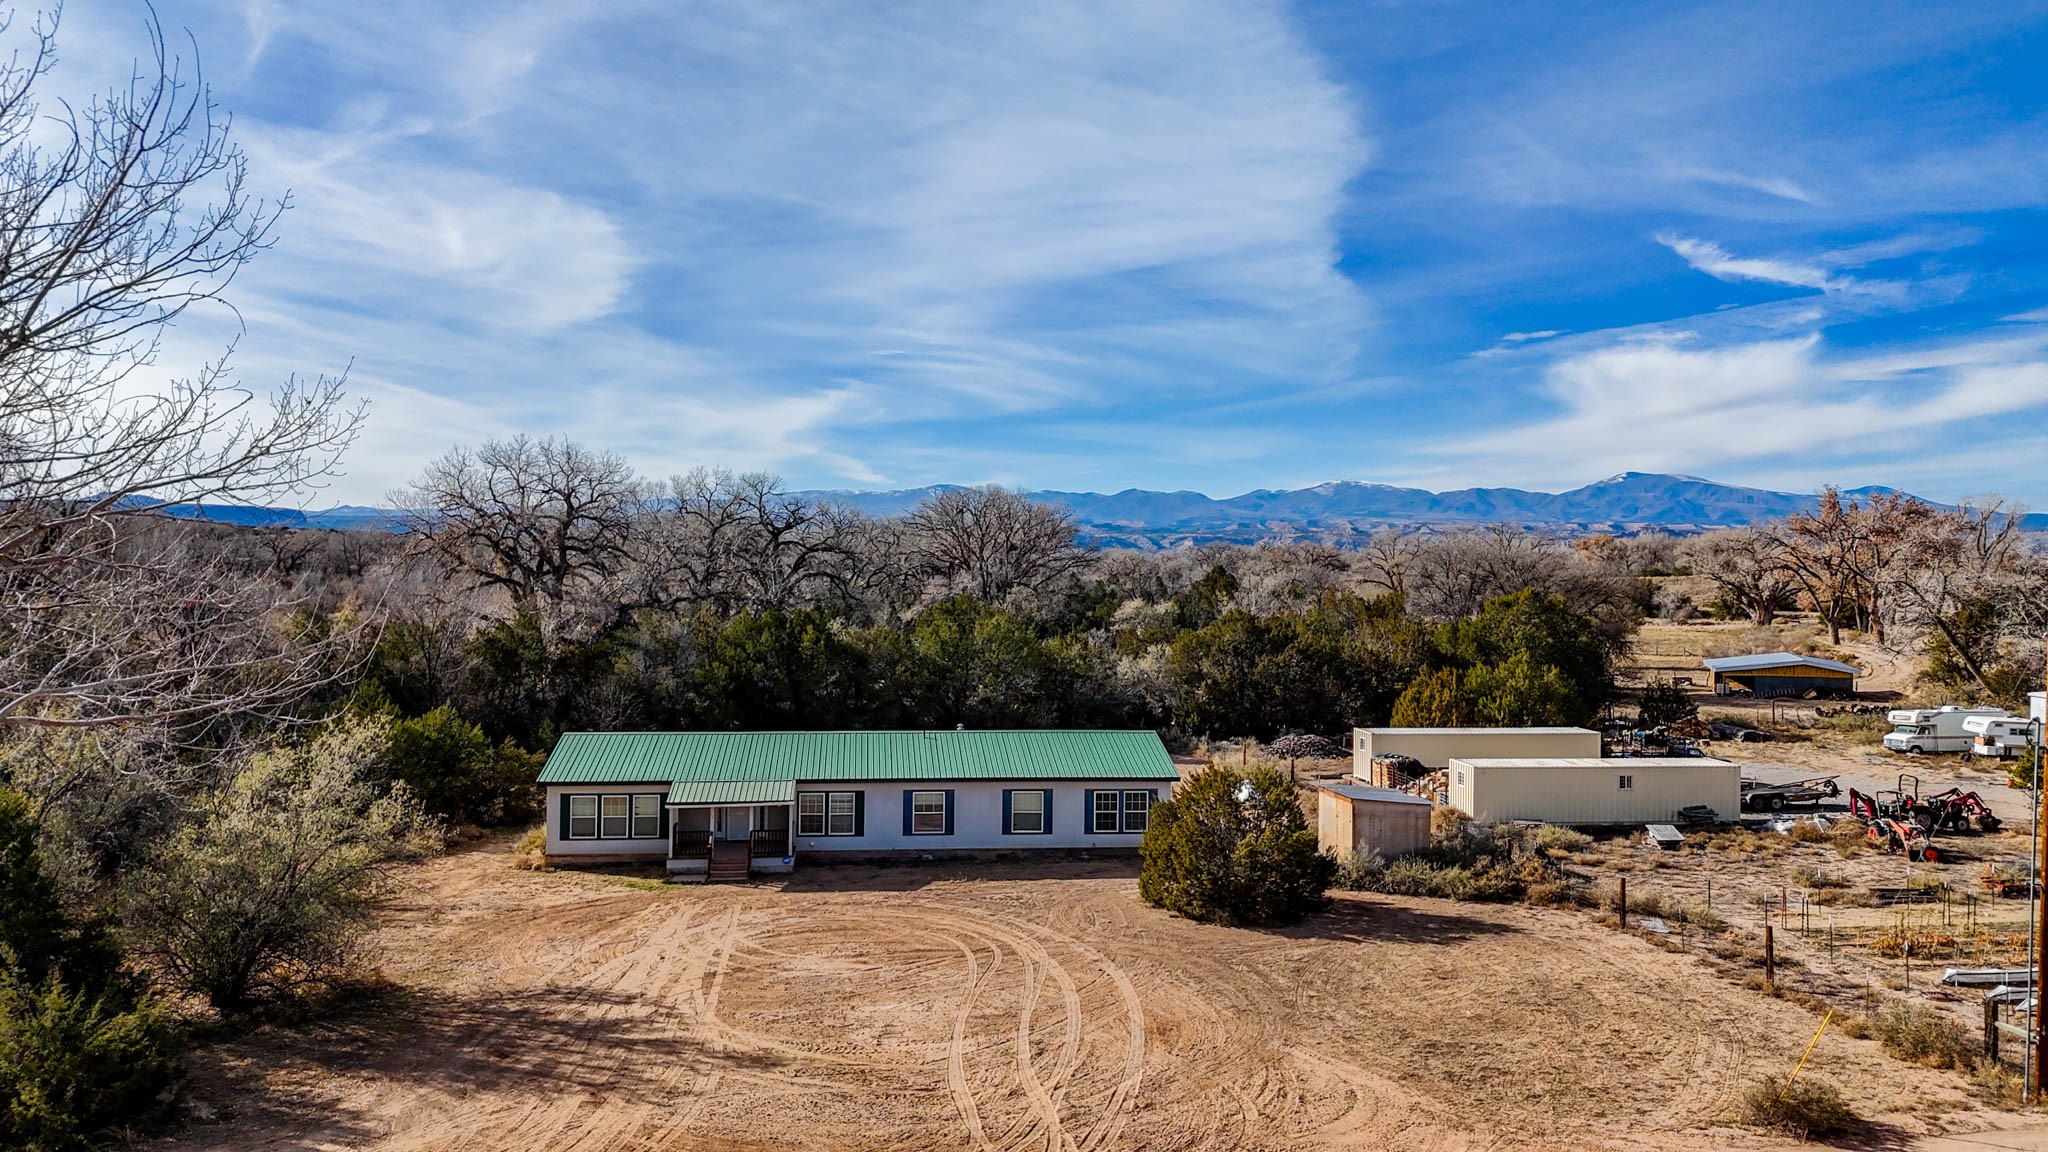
[[665, 800, 794, 880]]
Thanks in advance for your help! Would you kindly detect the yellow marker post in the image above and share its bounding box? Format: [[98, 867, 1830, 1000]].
[[1783, 1009, 1834, 1095]]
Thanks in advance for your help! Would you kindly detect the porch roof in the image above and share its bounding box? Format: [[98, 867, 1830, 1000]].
[[666, 779, 797, 807]]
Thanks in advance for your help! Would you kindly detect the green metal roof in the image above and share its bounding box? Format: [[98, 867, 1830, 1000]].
[[667, 778, 797, 806], [539, 730, 1177, 786]]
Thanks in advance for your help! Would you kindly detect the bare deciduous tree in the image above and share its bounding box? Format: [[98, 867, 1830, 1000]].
[[1776, 487, 1864, 644], [629, 469, 857, 613], [1680, 527, 1798, 626], [0, 12, 362, 730], [1891, 501, 2027, 690], [901, 486, 1091, 604], [393, 436, 638, 642]]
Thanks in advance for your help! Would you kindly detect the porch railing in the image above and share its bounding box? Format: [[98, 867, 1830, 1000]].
[[749, 828, 789, 858], [669, 830, 713, 859]]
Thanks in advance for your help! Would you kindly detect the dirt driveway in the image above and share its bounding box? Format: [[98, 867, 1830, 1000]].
[[160, 842, 2031, 1152]]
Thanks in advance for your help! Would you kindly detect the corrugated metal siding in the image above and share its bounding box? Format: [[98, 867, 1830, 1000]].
[[1730, 674, 1854, 698], [1353, 728, 1601, 771], [1452, 757, 1739, 824], [666, 779, 798, 806], [539, 730, 1178, 785]]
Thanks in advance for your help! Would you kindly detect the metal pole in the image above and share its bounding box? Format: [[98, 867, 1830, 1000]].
[[2031, 705, 2045, 1100]]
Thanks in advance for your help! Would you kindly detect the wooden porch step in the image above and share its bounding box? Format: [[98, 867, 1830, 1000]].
[[707, 841, 751, 883]]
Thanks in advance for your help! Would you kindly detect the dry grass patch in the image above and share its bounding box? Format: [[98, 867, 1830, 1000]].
[[1870, 1000, 1974, 1070], [511, 827, 547, 870], [1736, 1076, 1855, 1139]]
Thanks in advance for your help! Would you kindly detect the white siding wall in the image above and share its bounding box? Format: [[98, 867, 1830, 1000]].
[[789, 778, 1170, 854], [543, 779, 1173, 858], [1353, 728, 1600, 771], [1447, 758, 1738, 824], [543, 785, 672, 856]]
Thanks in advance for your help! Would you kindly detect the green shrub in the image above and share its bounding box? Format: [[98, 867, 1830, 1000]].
[[127, 720, 440, 1015], [1736, 1076, 1853, 1138], [2011, 748, 2041, 791], [0, 972, 179, 1151], [1139, 766, 1337, 926], [1636, 678, 1697, 727], [0, 788, 178, 1149], [389, 705, 543, 826], [1870, 1000, 1974, 1069]]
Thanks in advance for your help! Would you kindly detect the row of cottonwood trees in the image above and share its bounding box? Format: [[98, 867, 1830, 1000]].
[[1679, 490, 2048, 702]]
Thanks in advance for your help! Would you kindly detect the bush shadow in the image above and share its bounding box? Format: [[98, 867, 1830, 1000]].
[[1272, 892, 1522, 945]]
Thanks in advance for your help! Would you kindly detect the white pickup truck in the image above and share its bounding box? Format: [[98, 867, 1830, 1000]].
[[1967, 714, 2036, 760], [1883, 706, 2009, 755]]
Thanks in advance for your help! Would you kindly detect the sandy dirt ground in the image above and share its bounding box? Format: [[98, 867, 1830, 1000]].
[[152, 839, 2039, 1152]]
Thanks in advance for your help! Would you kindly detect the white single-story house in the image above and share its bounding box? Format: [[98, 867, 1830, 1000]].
[[537, 729, 1179, 879]]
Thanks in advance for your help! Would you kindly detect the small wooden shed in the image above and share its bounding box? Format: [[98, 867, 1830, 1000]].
[[1316, 783, 1432, 860]]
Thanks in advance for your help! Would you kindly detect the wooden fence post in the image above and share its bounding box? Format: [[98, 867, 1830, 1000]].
[[1619, 877, 1627, 928], [1764, 925, 1775, 987], [1987, 997, 2001, 1061]]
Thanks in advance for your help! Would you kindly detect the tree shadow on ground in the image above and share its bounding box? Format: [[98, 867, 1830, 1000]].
[[1819, 1114, 1917, 1149], [1272, 894, 1522, 945], [171, 984, 792, 1148], [783, 855, 1141, 893]]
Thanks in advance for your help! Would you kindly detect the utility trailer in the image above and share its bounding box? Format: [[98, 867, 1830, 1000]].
[[1739, 775, 1840, 812]]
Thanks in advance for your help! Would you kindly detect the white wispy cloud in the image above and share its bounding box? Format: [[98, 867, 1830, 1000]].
[[1657, 234, 1836, 291], [77, 0, 1373, 499], [1448, 330, 2048, 484]]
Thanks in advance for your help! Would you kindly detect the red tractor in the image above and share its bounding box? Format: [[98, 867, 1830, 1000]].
[[1846, 774, 1935, 832], [1920, 787, 2002, 833], [1867, 816, 1941, 862]]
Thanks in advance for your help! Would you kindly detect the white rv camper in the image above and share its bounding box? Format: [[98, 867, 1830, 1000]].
[[1883, 706, 2008, 755], [1965, 714, 2034, 760]]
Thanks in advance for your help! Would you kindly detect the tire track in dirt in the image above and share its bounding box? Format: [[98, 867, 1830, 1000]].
[[945, 931, 1002, 1152]]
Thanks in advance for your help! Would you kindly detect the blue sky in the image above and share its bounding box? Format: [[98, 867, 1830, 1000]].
[[63, 1, 2048, 505]]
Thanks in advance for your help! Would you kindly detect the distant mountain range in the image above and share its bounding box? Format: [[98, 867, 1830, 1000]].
[[156, 473, 2047, 546]]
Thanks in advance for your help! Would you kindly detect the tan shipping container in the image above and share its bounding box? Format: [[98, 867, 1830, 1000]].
[[1317, 784, 1433, 859], [1445, 757, 1738, 825], [1353, 727, 1601, 773]]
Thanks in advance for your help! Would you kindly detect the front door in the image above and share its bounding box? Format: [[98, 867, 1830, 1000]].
[[716, 805, 752, 841]]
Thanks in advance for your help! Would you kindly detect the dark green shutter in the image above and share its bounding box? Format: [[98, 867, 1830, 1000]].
[[1042, 790, 1053, 835], [560, 793, 572, 841], [659, 800, 670, 842], [943, 790, 955, 836], [1083, 790, 1094, 834], [853, 790, 865, 837], [902, 789, 914, 836], [1001, 790, 1014, 835]]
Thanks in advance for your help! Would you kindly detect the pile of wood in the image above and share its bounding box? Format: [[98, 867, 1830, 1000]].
[[1815, 702, 1889, 717], [1364, 754, 1425, 788], [1401, 769, 1447, 801]]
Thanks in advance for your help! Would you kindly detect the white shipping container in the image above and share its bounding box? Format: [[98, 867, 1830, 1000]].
[[1353, 727, 1601, 773], [1446, 757, 1739, 825]]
